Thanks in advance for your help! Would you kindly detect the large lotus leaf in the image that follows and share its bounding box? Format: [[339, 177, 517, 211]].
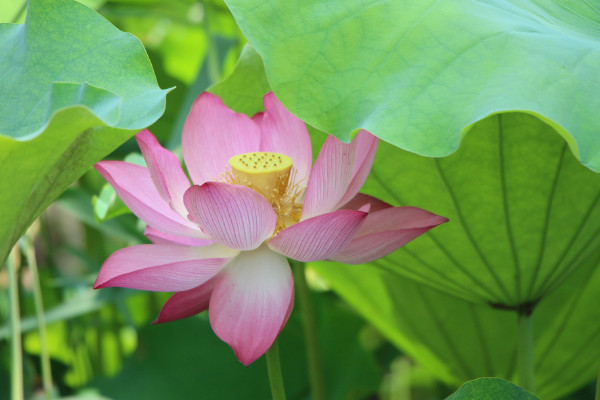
[[224, 0, 600, 171], [446, 378, 539, 400], [0, 0, 168, 265], [311, 244, 600, 399], [359, 113, 600, 307]]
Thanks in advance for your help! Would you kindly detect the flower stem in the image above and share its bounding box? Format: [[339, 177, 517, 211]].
[[517, 312, 535, 393], [266, 339, 286, 400], [291, 260, 326, 400], [7, 247, 24, 400], [595, 362, 600, 400], [21, 238, 54, 400]]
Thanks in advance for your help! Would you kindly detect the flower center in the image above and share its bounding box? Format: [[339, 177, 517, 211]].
[[228, 152, 302, 234], [229, 152, 293, 200]]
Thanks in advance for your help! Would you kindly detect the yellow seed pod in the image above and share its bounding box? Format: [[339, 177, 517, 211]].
[[228, 152, 293, 202]]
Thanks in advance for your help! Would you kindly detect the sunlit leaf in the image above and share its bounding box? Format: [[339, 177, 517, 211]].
[[225, 0, 600, 170], [0, 0, 169, 265], [446, 378, 539, 399]]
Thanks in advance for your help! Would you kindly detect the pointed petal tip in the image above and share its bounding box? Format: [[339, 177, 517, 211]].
[[357, 203, 371, 213], [134, 129, 158, 149], [93, 273, 107, 289], [422, 213, 449, 228], [135, 128, 153, 140], [92, 277, 111, 290], [94, 160, 108, 174], [235, 349, 262, 367]]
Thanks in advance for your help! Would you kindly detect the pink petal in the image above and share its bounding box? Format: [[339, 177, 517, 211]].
[[182, 92, 261, 185], [335, 130, 378, 209], [257, 92, 312, 185], [144, 226, 213, 247], [302, 131, 378, 219], [94, 244, 238, 291], [153, 273, 223, 324], [136, 129, 191, 216], [95, 161, 206, 239], [330, 206, 449, 264], [268, 209, 368, 262], [339, 193, 392, 213], [209, 246, 294, 366], [184, 182, 277, 250]]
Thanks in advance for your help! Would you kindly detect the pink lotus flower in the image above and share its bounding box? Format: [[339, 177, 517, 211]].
[[93, 92, 447, 365]]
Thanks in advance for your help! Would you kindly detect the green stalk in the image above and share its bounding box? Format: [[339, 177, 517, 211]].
[[595, 362, 600, 400], [266, 339, 286, 400], [21, 238, 53, 399], [291, 260, 326, 400], [517, 312, 535, 393], [7, 248, 24, 400]]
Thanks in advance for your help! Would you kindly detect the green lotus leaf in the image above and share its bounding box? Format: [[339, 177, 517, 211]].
[[0, 0, 169, 265], [225, 0, 600, 170], [357, 112, 600, 307]]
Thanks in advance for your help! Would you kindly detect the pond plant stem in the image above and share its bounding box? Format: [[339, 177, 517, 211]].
[[266, 339, 286, 400], [7, 248, 24, 400], [595, 362, 600, 400], [517, 312, 535, 393], [291, 260, 327, 400], [21, 237, 54, 400]]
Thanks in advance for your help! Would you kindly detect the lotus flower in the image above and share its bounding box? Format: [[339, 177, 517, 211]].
[[93, 92, 447, 365]]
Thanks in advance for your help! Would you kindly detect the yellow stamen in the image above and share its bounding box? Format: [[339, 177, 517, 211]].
[[227, 152, 303, 234]]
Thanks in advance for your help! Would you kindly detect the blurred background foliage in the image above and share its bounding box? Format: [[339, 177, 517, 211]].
[[1, 0, 598, 399]]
